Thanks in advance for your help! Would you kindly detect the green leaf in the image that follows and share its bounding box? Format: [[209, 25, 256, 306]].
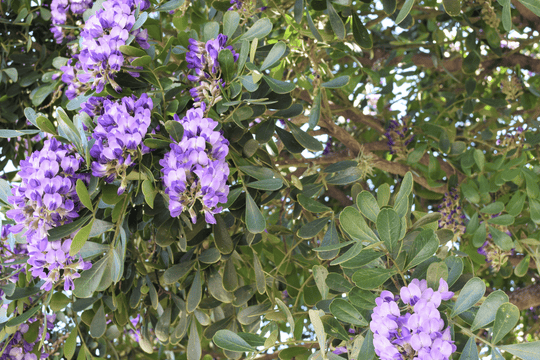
[[459, 336, 479, 360], [76, 179, 93, 211], [308, 93, 321, 130], [253, 252, 266, 294], [223, 11, 240, 38], [321, 76, 350, 89], [443, 0, 461, 16], [352, 268, 396, 289], [141, 180, 155, 209], [349, 287, 377, 310], [461, 182, 480, 203], [492, 302, 520, 343], [298, 217, 330, 239], [339, 206, 378, 242], [309, 309, 327, 355], [426, 261, 448, 289], [488, 226, 514, 251], [157, 0, 185, 11], [289, 124, 324, 152], [50, 292, 71, 312], [395, 0, 415, 25], [164, 120, 184, 142], [3, 68, 18, 82], [223, 258, 238, 291], [352, 14, 372, 49], [499, 341, 540, 360], [313, 265, 329, 299], [163, 260, 195, 285], [218, 49, 235, 83], [395, 172, 414, 206], [264, 76, 296, 94], [445, 256, 463, 286], [377, 208, 400, 254], [487, 214, 514, 226], [358, 330, 376, 360], [6, 306, 40, 326], [70, 219, 94, 257], [90, 304, 106, 338], [261, 41, 286, 71], [245, 192, 266, 233], [155, 306, 172, 342], [480, 201, 505, 214], [329, 299, 368, 326], [330, 242, 363, 265], [32, 83, 56, 107], [327, 1, 345, 39], [530, 198, 540, 224], [406, 229, 439, 269], [187, 318, 201, 360], [214, 215, 234, 254], [187, 266, 202, 313], [471, 290, 509, 331], [240, 18, 273, 41], [473, 149, 485, 170], [472, 225, 487, 248], [306, 9, 323, 41], [73, 253, 110, 298], [297, 194, 332, 213], [276, 297, 295, 335], [64, 329, 78, 360], [213, 330, 255, 352], [48, 215, 92, 241], [132, 55, 152, 66], [0, 129, 41, 138], [452, 277, 486, 317], [518, 0, 540, 17], [247, 178, 283, 191], [501, 0, 512, 31], [203, 21, 220, 42], [119, 45, 147, 57], [318, 221, 340, 260], [515, 254, 530, 277]]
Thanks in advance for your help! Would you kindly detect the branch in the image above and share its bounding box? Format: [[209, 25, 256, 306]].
[[508, 283, 540, 310]]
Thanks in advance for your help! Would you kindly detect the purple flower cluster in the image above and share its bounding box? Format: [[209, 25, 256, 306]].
[[438, 188, 466, 238], [186, 34, 239, 108], [384, 119, 414, 156], [160, 106, 230, 224], [50, 0, 93, 43], [5, 138, 91, 291], [90, 94, 153, 194], [496, 126, 525, 148], [0, 311, 55, 360], [370, 278, 456, 360], [72, 0, 150, 93]]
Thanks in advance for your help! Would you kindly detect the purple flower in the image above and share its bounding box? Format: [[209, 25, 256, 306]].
[[90, 94, 153, 194], [5, 138, 92, 291], [186, 34, 239, 108], [160, 106, 230, 224], [369, 279, 456, 360], [60, 0, 151, 95]]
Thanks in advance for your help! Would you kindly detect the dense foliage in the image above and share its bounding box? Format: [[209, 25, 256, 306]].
[[1, 0, 540, 359]]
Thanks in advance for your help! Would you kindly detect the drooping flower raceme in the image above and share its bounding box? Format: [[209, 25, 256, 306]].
[[438, 187, 466, 239], [76, 0, 150, 93], [90, 94, 153, 194], [0, 310, 55, 360], [370, 278, 456, 360], [384, 118, 414, 158], [50, 0, 93, 43], [5, 138, 92, 291], [186, 34, 239, 108], [160, 106, 230, 224]]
